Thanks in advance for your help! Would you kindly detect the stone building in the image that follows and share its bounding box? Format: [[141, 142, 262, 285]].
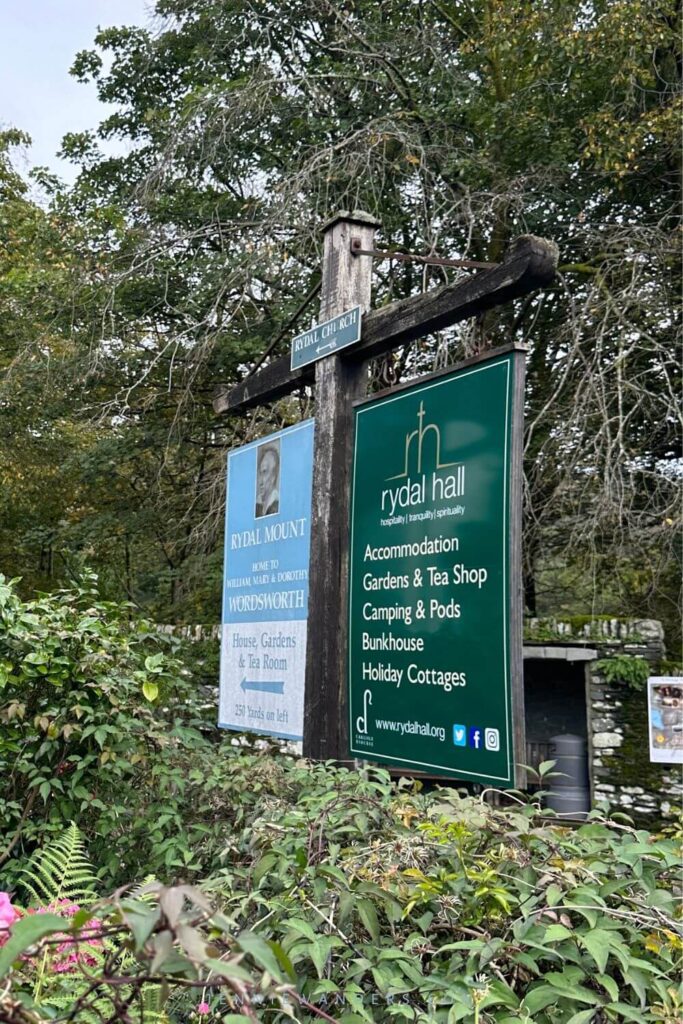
[[524, 617, 681, 827]]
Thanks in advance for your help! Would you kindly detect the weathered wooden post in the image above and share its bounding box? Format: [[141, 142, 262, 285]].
[[302, 211, 380, 762]]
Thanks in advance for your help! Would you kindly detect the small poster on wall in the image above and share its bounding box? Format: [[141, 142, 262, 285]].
[[648, 677, 683, 764]]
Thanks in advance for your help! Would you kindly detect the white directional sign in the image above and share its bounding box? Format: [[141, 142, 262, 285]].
[[290, 306, 361, 370]]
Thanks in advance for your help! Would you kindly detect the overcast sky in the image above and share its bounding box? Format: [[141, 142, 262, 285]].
[[0, 0, 152, 182]]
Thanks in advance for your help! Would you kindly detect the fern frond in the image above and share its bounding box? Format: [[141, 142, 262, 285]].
[[45, 978, 169, 1024], [20, 821, 97, 908], [142, 986, 171, 1024], [24, 838, 170, 1023], [42, 987, 119, 1024], [130, 874, 158, 901]]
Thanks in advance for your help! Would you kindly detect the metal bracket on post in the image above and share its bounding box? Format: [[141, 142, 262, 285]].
[[214, 234, 557, 416], [350, 237, 498, 271]]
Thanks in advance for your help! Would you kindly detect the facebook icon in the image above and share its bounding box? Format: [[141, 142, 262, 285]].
[[469, 726, 482, 749]]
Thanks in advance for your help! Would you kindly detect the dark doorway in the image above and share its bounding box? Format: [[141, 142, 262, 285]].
[[524, 657, 589, 772]]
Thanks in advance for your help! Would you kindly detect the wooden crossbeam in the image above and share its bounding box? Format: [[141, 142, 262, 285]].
[[213, 233, 558, 416]]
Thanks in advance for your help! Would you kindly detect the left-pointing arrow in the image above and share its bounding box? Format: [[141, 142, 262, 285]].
[[240, 678, 285, 694]]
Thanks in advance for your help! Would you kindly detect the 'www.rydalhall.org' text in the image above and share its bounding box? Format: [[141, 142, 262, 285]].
[[375, 718, 446, 741]]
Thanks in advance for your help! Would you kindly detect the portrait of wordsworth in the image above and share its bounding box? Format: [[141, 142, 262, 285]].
[[255, 440, 280, 518]]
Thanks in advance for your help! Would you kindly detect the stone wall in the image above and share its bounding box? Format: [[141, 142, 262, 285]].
[[525, 615, 667, 654], [525, 617, 681, 827]]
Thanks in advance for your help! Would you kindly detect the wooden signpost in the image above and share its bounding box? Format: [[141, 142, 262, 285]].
[[214, 211, 557, 785]]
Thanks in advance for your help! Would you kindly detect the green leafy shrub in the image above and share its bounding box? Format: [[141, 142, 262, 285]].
[[0, 572, 183, 883], [0, 573, 293, 888], [595, 654, 651, 691], [207, 767, 683, 1023], [1, 825, 287, 1024], [2, 776, 681, 1023], [1, 576, 680, 1021]]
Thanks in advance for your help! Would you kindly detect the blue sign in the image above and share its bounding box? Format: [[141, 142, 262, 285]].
[[290, 306, 361, 370], [219, 420, 314, 741]]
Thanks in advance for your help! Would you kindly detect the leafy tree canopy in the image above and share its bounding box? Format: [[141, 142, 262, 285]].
[[1, 1, 680, 633]]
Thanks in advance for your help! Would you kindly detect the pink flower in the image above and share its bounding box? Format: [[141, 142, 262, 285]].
[[26, 899, 101, 972], [0, 893, 21, 946], [197, 1003, 211, 1015], [54, 953, 81, 973]]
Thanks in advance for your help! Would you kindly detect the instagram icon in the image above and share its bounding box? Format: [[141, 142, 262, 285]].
[[484, 728, 500, 751]]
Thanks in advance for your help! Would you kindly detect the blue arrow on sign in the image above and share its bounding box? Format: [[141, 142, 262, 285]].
[[240, 678, 285, 694]]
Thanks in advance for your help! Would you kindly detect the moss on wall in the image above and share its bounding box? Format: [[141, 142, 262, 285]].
[[596, 684, 679, 825], [524, 616, 645, 642]]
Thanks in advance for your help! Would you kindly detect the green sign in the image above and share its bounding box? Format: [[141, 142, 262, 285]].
[[348, 350, 524, 786], [290, 306, 361, 370]]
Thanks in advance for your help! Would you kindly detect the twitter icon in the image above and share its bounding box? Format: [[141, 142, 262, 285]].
[[452, 724, 467, 747]]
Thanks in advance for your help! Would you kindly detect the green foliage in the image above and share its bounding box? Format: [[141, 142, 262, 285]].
[[0, 578, 679, 1020], [0, 0, 679, 632], [200, 774, 683, 1023], [2, 767, 682, 1023], [595, 655, 651, 691], [657, 659, 683, 677], [0, 572, 238, 888], [0, 879, 290, 1023], [19, 821, 97, 908]]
